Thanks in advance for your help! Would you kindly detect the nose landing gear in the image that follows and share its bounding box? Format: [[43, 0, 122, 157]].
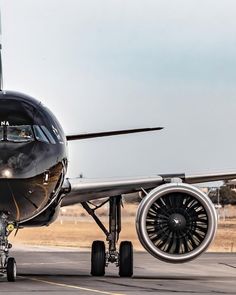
[[0, 212, 17, 282]]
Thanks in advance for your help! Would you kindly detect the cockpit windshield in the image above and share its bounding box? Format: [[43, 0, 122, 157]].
[[7, 125, 34, 143], [0, 124, 61, 144]]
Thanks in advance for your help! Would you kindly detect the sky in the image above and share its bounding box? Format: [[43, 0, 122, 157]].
[[0, 0, 236, 179]]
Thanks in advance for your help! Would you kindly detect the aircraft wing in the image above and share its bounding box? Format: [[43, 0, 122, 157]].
[[66, 127, 163, 141], [61, 171, 236, 206]]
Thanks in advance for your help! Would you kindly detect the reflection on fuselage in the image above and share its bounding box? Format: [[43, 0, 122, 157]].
[[0, 91, 68, 223]]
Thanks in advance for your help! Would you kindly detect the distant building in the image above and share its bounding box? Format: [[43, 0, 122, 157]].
[[225, 179, 236, 192]]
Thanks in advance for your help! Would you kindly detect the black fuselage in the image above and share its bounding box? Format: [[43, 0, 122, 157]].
[[0, 91, 68, 224]]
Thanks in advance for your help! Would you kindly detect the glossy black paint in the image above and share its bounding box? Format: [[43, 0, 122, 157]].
[[0, 91, 68, 223]]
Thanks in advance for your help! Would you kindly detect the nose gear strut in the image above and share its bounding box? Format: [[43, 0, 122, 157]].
[[0, 211, 17, 281]]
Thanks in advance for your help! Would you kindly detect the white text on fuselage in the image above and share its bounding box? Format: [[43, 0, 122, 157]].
[[1, 121, 10, 126]]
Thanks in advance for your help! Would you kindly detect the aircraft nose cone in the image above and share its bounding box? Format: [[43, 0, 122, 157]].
[[169, 213, 187, 231], [0, 179, 48, 222], [0, 144, 37, 178]]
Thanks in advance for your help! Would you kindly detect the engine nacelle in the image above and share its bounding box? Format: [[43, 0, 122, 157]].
[[136, 183, 217, 263]]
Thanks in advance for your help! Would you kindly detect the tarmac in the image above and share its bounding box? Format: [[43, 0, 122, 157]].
[[0, 245, 235, 295]]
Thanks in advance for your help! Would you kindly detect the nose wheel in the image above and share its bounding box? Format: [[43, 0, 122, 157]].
[[0, 212, 17, 282], [6, 257, 17, 282]]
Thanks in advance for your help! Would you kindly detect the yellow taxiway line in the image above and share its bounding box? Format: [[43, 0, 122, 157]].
[[19, 276, 126, 295]]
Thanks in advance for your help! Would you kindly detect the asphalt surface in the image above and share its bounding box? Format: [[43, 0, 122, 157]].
[[0, 246, 235, 295]]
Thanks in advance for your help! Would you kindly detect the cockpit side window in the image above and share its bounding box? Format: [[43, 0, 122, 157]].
[[52, 125, 63, 144], [41, 126, 56, 144], [7, 125, 34, 143], [33, 125, 49, 143], [0, 126, 3, 141]]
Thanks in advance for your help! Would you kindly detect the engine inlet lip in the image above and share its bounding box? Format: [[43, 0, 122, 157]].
[[136, 183, 218, 263]]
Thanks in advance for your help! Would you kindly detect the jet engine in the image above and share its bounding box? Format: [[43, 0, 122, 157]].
[[136, 183, 217, 263]]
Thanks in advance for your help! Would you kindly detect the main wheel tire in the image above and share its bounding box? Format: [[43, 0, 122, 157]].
[[91, 240, 106, 276], [119, 241, 133, 277], [7, 257, 17, 282]]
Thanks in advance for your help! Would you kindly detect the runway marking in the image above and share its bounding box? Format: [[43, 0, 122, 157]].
[[19, 262, 78, 265], [219, 263, 236, 269], [19, 276, 126, 295]]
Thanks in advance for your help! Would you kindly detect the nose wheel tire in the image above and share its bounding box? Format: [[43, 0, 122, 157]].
[[119, 241, 133, 277], [7, 257, 17, 282], [91, 241, 106, 276]]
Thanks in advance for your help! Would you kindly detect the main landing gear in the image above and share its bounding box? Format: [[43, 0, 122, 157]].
[[0, 212, 17, 282], [81, 196, 133, 277]]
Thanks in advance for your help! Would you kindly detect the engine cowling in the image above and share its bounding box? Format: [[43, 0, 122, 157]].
[[136, 183, 217, 263]]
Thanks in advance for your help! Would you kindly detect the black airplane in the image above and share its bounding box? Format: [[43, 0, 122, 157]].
[[0, 22, 236, 283]]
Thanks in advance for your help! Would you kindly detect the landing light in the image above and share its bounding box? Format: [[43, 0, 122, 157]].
[[1, 169, 13, 178]]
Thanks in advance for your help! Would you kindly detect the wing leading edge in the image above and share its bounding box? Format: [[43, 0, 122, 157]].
[[61, 171, 236, 206]]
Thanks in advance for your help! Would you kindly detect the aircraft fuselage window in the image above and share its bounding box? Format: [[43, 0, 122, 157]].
[[7, 125, 34, 143], [0, 126, 3, 141], [33, 125, 49, 143]]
